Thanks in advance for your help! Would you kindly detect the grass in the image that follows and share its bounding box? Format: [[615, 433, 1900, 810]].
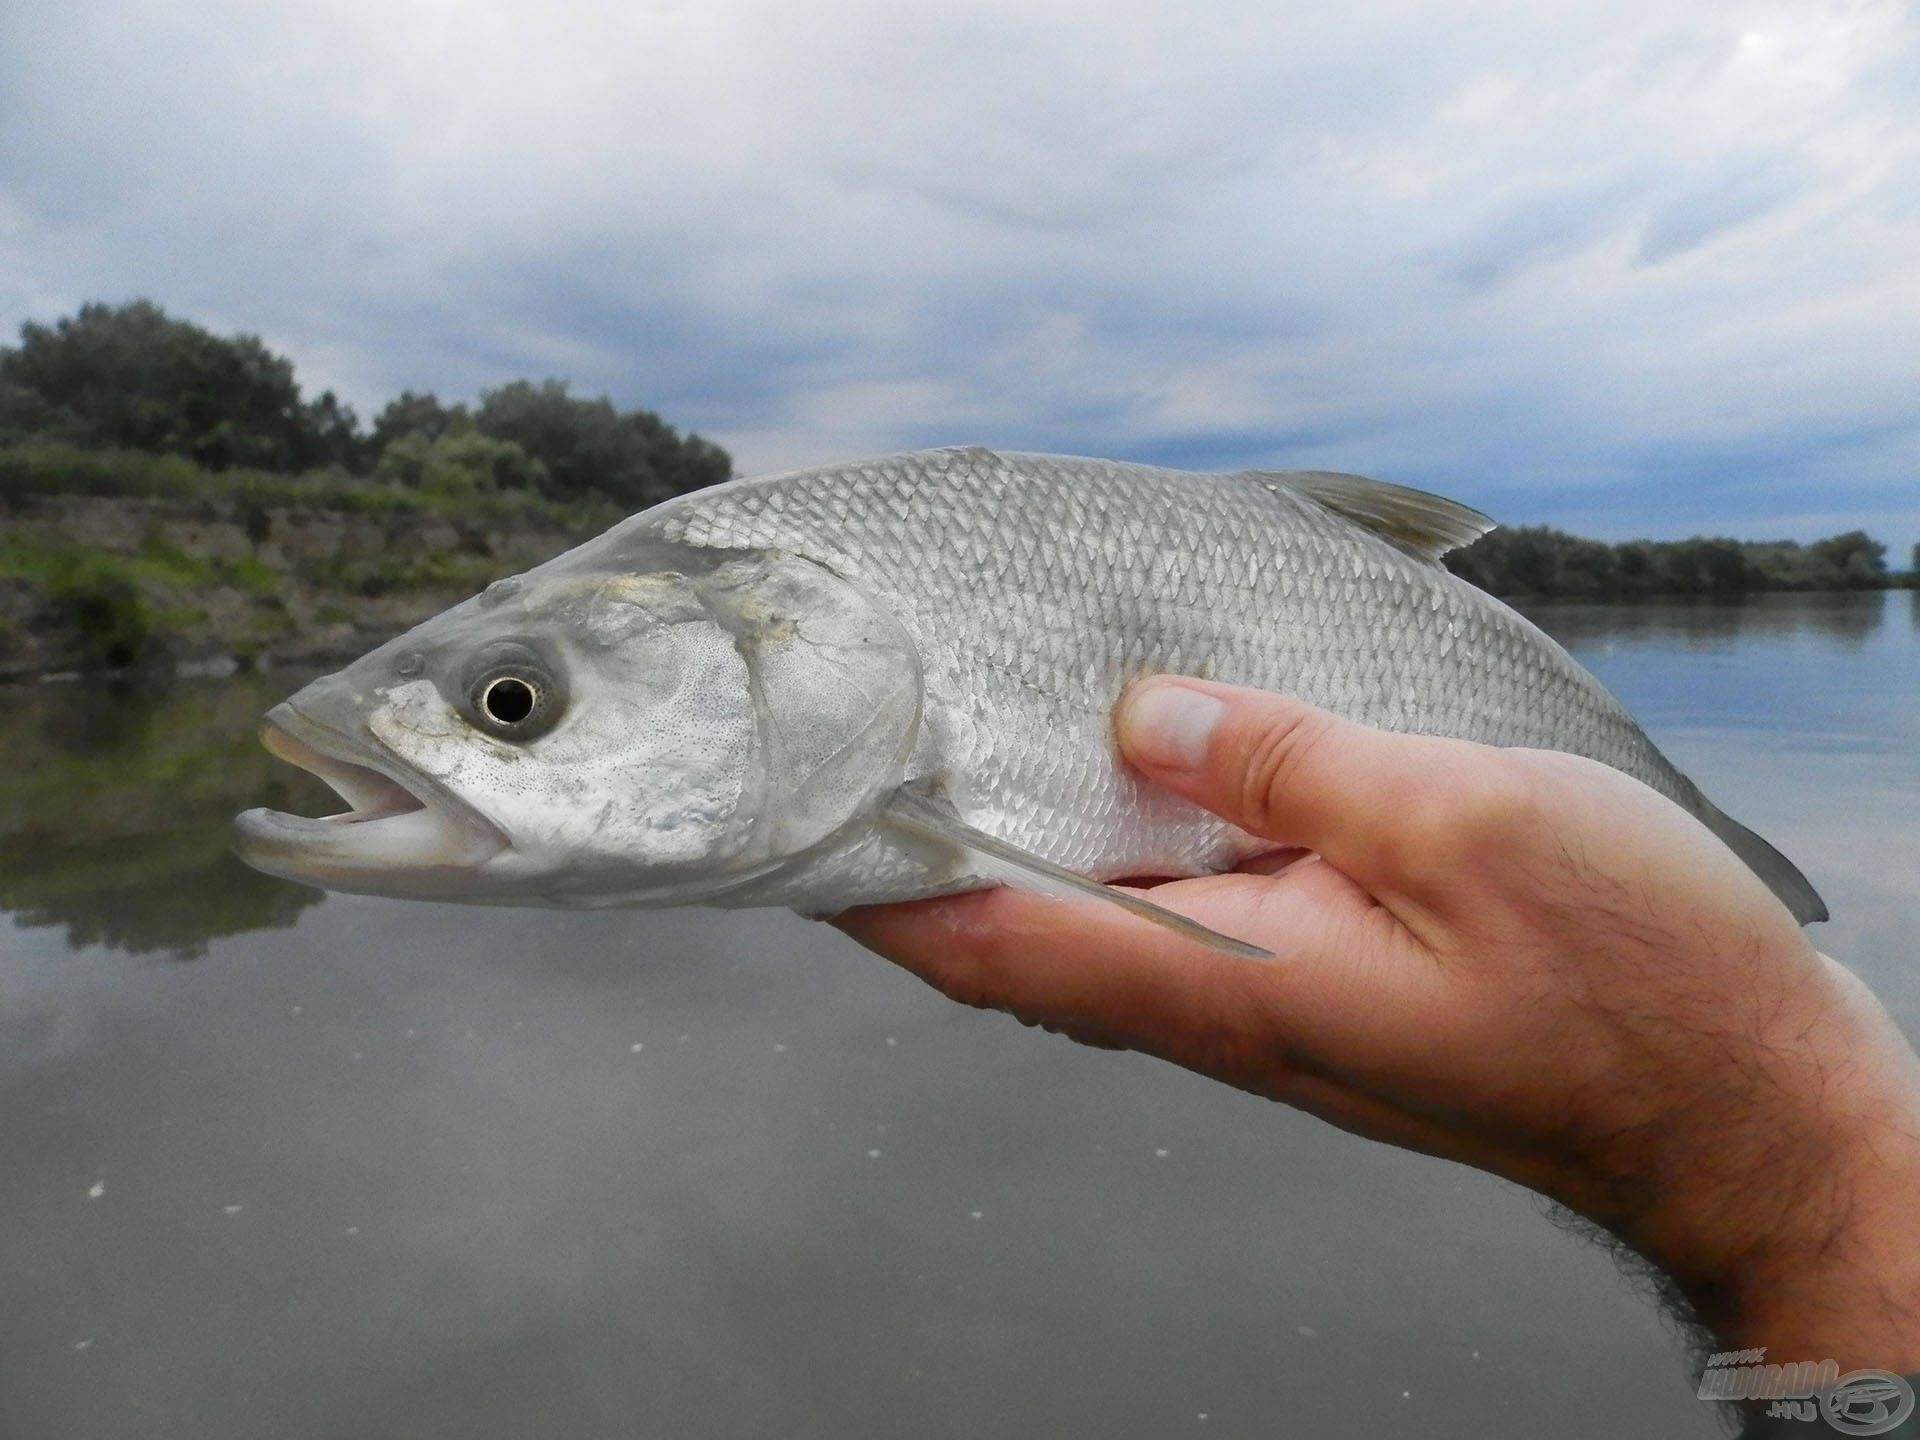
[[0, 542, 156, 664], [288, 547, 507, 596], [1, 442, 621, 671], [0, 441, 622, 530], [0, 531, 532, 668]]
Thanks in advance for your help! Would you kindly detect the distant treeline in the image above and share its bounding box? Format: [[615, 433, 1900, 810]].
[[0, 300, 730, 508], [3, 301, 1913, 603], [1447, 525, 1910, 599]]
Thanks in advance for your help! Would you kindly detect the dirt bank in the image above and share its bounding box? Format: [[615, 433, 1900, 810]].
[[0, 492, 598, 681]]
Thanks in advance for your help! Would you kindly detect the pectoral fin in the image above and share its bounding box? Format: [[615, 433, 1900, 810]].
[[879, 792, 1274, 961]]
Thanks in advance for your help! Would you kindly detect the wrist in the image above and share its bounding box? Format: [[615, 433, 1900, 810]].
[[1627, 960, 1920, 1366], [1677, 1115, 1920, 1367]]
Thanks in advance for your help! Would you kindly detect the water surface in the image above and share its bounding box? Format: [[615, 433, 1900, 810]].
[[2, 591, 1914, 1439]]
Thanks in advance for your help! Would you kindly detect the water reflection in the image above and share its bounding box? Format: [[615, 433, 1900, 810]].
[[0, 673, 333, 960], [1, 595, 1912, 1440], [1517, 590, 1890, 649]]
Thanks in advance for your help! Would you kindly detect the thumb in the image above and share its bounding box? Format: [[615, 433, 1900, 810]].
[[1115, 676, 1471, 892]]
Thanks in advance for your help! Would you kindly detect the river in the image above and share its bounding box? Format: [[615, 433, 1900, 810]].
[[2, 590, 1914, 1438]]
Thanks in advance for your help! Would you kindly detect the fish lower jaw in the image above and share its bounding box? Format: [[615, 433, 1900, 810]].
[[232, 709, 509, 893], [233, 803, 507, 887]]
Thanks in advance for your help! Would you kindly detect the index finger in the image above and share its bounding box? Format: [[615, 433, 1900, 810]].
[[1117, 677, 1524, 898]]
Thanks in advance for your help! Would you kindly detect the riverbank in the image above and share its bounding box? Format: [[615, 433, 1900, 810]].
[[0, 485, 614, 682]]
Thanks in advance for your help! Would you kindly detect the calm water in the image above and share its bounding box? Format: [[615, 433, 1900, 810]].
[[2, 591, 1914, 1440]]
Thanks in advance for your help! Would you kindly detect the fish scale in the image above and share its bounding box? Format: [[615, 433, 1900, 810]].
[[620, 447, 1677, 883]]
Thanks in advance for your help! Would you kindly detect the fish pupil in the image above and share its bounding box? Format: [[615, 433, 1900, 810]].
[[483, 677, 537, 724]]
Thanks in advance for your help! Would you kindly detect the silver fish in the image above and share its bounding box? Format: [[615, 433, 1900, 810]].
[[233, 447, 1826, 947]]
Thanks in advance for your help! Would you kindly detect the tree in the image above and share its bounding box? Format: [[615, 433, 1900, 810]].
[[1, 301, 728, 503], [1614, 540, 1653, 595], [1807, 530, 1886, 589], [0, 299, 359, 471], [375, 430, 548, 497], [299, 390, 365, 471], [1660, 537, 1756, 595], [0, 377, 87, 446], [369, 389, 466, 454], [474, 378, 729, 507]]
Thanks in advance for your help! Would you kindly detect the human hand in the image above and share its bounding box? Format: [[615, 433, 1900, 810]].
[[835, 677, 1920, 1364]]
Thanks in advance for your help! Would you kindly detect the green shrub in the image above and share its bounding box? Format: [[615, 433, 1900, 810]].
[[48, 555, 152, 666], [0, 441, 620, 532]]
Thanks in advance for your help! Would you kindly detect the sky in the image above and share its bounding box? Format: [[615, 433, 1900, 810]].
[[1, 0, 1916, 548]]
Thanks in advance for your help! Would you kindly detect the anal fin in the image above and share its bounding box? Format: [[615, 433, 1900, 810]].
[[879, 792, 1273, 961]]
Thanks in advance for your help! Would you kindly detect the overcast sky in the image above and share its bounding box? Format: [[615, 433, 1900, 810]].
[[2, 0, 1916, 544]]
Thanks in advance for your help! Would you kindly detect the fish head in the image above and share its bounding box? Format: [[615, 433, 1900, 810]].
[[233, 545, 923, 906]]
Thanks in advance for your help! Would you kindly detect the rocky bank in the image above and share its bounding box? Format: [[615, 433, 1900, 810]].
[[0, 492, 601, 682]]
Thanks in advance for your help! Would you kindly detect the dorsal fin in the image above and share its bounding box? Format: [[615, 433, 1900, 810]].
[[1245, 469, 1496, 563]]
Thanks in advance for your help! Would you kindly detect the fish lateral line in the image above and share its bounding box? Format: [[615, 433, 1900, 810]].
[[878, 790, 1275, 961]]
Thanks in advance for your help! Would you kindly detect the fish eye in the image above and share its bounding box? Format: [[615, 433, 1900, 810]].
[[462, 643, 565, 741], [481, 676, 538, 725]]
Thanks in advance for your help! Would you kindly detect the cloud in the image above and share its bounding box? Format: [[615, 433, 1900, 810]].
[[1636, 159, 1802, 265], [1442, 179, 1642, 292], [0, 0, 1915, 545]]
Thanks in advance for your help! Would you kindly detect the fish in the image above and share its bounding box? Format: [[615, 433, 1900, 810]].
[[232, 446, 1827, 953]]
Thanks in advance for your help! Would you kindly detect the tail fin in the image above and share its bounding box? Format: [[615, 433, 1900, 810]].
[[1693, 794, 1828, 925]]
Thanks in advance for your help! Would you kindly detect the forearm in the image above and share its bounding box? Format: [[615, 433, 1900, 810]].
[[1630, 957, 1920, 1369], [1686, 1140, 1920, 1369]]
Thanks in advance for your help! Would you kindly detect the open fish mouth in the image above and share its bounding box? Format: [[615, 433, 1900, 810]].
[[232, 704, 508, 891]]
